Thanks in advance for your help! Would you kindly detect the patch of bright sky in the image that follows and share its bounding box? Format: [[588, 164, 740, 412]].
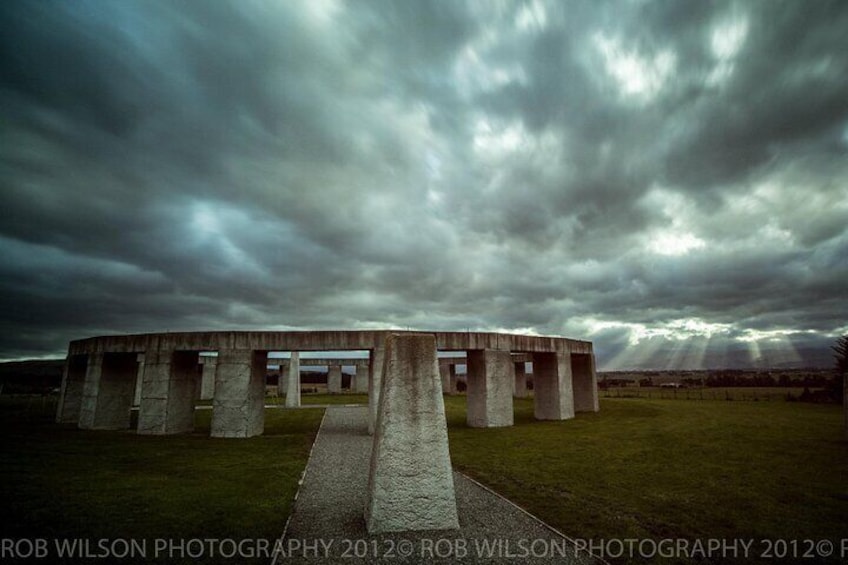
[[587, 318, 732, 346], [639, 186, 707, 256], [707, 12, 748, 86], [736, 328, 817, 343], [648, 231, 706, 256], [471, 116, 561, 169], [514, 0, 547, 31], [592, 32, 676, 102], [453, 11, 529, 99], [300, 0, 341, 27], [189, 202, 268, 277]]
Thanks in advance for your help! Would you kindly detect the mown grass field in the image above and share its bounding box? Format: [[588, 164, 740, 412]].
[[1, 393, 846, 564], [446, 396, 848, 564], [600, 386, 823, 402], [0, 397, 323, 564]]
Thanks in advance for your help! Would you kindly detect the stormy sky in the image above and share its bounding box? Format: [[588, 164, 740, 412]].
[[1, 0, 846, 369]]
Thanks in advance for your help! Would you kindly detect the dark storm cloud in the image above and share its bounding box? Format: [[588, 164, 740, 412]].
[[1, 0, 846, 368]]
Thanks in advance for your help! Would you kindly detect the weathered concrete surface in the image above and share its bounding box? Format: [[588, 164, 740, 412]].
[[367, 346, 385, 435], [466, 350, 514, 428], [285, 352, 301, 408], [283, 406, 596, 564], [439, 363, 451, 394], [56, 354, 87, 424], [68, 330, 594, 358], [138, 350, 199, 435], [199, 355, 217, 400], [354, 364, 369, 393], [63, 330, 598, 434], [211, 349, 266, 438], [328, 365, 342, 394], [449, 364, 458, 395], [133, 354, 145, 406], [278, 358, 369, 367], [571, 353, 599, 412], [365, 334, 458, 533], [533, 352, 574, 421], [79, 352, 137, 430], [514, 361, 529, 398], [278, 364, 288, 397]]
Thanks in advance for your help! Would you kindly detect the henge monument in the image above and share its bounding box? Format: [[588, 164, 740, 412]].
[[56, 330, 598, 438]]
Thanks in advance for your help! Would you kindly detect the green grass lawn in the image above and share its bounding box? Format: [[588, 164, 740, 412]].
[[445, 397, 848, 564], [2, 394, 845, 564], [600, 386, 822, 402], [264, 392, 369, 406], [0, 398, 322, 564]]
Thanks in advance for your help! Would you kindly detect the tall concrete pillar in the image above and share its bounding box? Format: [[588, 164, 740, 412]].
[[439, 363, 451, 394], [572, 353, 599, 412], [354, 364, 369, 394], [285, 352, 301, 408], [56, 354, 87, 424], [277, 364, 288, 397], [79, 352, 137, 430], [211, 349, 266, 438], [365, 333, 459, 533], [449, 364, 458, 395], [368, 347, 386, 435], [466, 349, 514, 428], [138, 350, 200, 435], [199, 356, 217, 401], [133, 354, 145, 406], [328, 365, 342, 394], [533, 351, 575, 420], [514, 362, 528, 398]]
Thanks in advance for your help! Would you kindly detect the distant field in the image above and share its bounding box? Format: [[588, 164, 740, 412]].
[[600, 386, 822, 402]]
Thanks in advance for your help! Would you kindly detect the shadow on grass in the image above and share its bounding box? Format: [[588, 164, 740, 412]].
[[0, 399, 323, 564]]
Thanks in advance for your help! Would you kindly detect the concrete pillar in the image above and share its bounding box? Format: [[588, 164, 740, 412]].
[[199, 356, 216, 401], [138, 350, 200, 435], [572, 353, 599, 412], [133, 354, 145, 406], [285, 352, 301, 408], [211, 349, 267, 438], [56, 354, 87, 424], [328, 365, 342, 394], [355, 364, 369, 394], [368, 347, 386, 435], [466, 349, 514, 428], [277, 364, 288, 397], [439, 363, 451, 394], [514, 362, 528, 398], [449, 364, 457, 395], [365, 333, 459, 533], [533, 351, 575, 421], [79, 352, 137, 430]]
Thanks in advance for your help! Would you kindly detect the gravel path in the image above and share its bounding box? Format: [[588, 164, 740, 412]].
[[275, 406, 600, 565]]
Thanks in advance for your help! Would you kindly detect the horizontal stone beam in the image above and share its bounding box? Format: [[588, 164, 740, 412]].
[[68, 330, 594, 357], [271, 358, 370, 368]]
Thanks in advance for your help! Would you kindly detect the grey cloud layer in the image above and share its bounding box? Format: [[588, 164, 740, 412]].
[[1, 0, 846, 367]]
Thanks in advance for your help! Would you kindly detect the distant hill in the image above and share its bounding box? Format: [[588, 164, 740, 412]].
[[0, 359, 64, 392]]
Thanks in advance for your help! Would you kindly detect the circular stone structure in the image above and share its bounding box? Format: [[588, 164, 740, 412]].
[[56, 330, 598, 438]]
